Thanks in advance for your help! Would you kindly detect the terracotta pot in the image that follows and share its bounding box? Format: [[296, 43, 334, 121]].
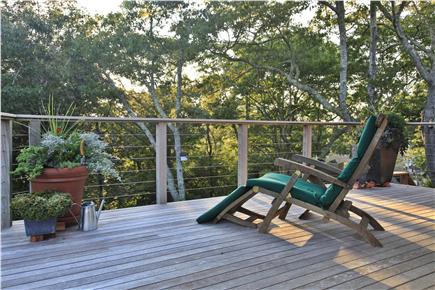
[[365, 146, 399, 186], [31, 166, 88, 226]]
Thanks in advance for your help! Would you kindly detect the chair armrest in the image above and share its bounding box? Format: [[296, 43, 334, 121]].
[[274, 158, 350, 188], [290, 154, 341, 176]]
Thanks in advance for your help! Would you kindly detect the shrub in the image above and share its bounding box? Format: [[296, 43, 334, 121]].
[[12, 191, 72, 221]]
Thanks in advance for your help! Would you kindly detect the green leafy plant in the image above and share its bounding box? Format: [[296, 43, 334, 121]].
[[12, 131, 120, 181], [13, 97, 120, 181], [11, 191, 72, 221], [13, 146, 48, 180], [381, 112, 409, 155]]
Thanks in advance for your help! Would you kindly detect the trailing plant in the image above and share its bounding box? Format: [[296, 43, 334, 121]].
[[11, 191, 72, 221], [381, 112, 409, 155]]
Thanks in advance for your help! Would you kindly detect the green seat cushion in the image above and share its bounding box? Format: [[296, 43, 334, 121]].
[[320, 116, 377, 208], [197, 173, 326, 223], [291, 179, 325, 206], [251, 173, 324, 206], [246, 172, 290, 192]]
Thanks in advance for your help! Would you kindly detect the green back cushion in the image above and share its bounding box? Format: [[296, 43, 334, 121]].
[[197, 173, 326, 223], [320, 116, 377, 208]]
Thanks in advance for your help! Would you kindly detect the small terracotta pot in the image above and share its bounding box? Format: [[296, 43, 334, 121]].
[[31, 166, 88, 226]]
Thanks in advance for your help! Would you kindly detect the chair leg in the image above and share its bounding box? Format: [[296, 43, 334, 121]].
[[298, 209, 311, 220], [278, 202, 291, 220], [258, 196, 285, 233], [330, 211, 383, 247], [350, 205, 385, 231], [213, 189, 256, 224]]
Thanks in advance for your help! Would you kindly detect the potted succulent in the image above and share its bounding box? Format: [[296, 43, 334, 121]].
[[365, 112, 409, 186], [11, 191, 72, 237]]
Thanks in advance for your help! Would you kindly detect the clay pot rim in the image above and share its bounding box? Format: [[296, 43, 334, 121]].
[[42, 166, 88, 173], [33, 166, 89, 180]]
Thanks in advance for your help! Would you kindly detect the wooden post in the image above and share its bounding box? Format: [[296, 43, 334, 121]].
[[238, 124, 248, 186], [156, 122, 167, 204], [303, 125, 312, 158], [1, 118, 12, 229], [28, 120, 41, 146], [28, 120, 41, 193]]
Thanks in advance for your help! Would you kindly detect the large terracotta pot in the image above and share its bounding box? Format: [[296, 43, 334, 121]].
[[365, 146, 399, 186], [31, 166, 88, 226]]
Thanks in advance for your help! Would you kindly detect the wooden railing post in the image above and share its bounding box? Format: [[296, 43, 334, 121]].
[[1, 118, 13, 229], [28, 120, 41, 146], [156, 122, 167, 204], [238, 124, 248, 186], [28, 120, 41, 193], [303, 125, 312, 158]]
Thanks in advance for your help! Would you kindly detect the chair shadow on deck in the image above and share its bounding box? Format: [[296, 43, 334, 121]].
[[212, 193, 434, 289]]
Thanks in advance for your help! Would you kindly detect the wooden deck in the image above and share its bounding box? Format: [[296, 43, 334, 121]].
[[1, 184, 434, 289]]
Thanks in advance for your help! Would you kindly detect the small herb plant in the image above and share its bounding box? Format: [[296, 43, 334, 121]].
[[381, 112, 409, 155], [12, 191, 72, 221]]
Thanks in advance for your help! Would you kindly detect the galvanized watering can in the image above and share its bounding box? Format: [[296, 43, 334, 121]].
[[79, 199, 105, 231]]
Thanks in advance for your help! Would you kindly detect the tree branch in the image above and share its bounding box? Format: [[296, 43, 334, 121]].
[[378, 1, 431, 82], [214, 51, 344, 119]]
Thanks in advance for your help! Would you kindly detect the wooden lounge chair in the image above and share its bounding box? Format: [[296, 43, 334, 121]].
[[197, 115, 388, 247]]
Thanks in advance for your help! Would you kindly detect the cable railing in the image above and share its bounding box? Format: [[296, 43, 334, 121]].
[[1, 112, 433, 229]]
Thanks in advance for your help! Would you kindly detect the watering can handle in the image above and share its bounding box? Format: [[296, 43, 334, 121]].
[[68, 203, 81, 226], [97, 199, 105, 220]]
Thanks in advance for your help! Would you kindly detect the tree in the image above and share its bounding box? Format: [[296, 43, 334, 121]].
[[1, 0, 116, 114], [93, 1, 210, 200]]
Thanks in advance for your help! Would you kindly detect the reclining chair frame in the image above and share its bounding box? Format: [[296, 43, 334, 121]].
[[212, 116, 388, 247]]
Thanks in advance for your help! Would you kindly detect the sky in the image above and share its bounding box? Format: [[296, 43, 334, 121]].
[[76, 0, 123, 15]]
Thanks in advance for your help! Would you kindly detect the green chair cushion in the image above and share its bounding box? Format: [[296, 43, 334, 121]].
[[320, 116, 377, 208], [197, 172, 325, 223]]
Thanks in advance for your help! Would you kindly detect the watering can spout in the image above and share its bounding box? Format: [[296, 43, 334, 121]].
[[97, 199, 105, 221]]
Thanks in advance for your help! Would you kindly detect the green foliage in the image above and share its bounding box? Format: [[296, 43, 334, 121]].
[[12, 146, 47, 180], [1, 0, 118, 115], [42, 95, 80, 137], [11, 191, 72, 221], [12, 132, 120, 181], [381, 112, 409, 155]]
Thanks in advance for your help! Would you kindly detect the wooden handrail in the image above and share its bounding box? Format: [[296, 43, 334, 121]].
[[1, 112, 434, 126]]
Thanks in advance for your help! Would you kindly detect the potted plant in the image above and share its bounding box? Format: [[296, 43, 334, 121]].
[[13, 131, 120, 225], [11, 191, 72, 238], [365, 112, 409, 186], [12, 97, 120, 225]]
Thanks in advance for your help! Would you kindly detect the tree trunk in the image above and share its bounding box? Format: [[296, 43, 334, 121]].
[[101, 72, 181, 200], [336, 1, 352, 122], [368, 1, 378, 112], [170, 125, 186, 201], [423, 83, 435, 185]]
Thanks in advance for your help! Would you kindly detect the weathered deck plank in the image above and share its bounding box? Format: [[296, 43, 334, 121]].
[[1, 184, 434, 290]]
